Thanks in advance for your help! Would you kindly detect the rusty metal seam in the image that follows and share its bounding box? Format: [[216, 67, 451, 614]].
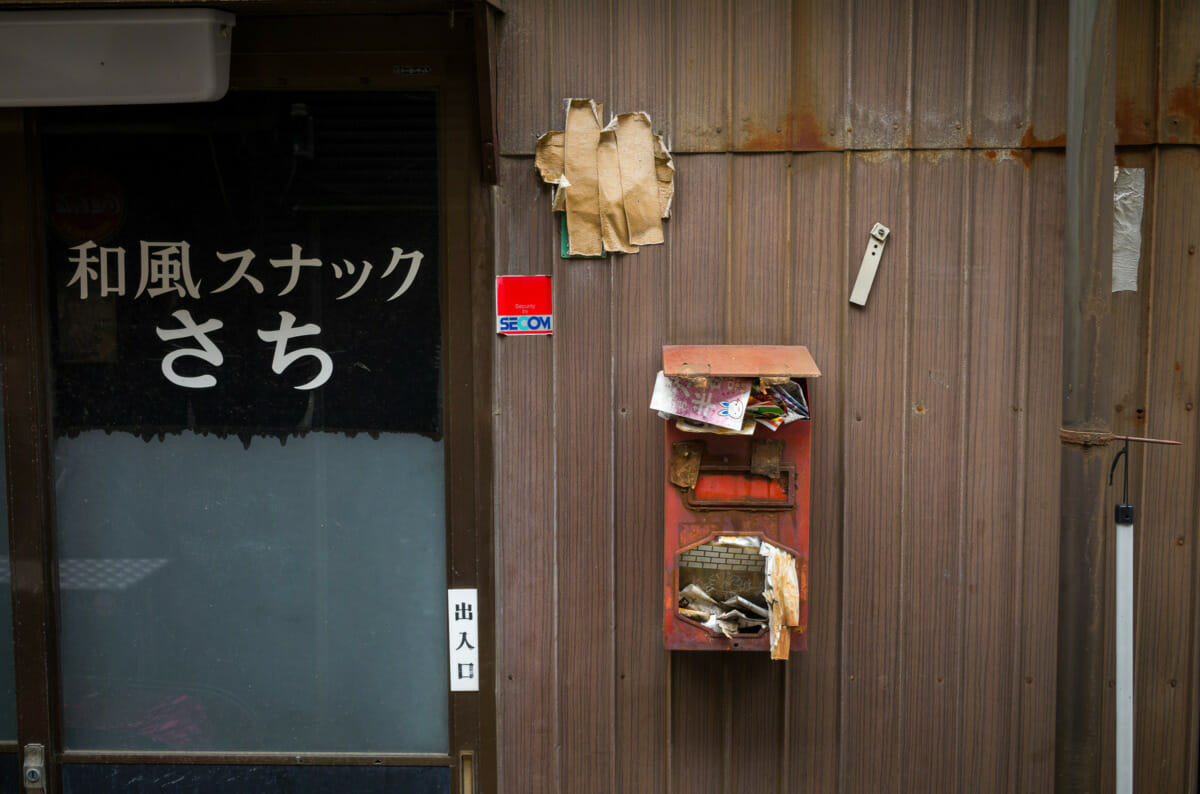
[[1058, 427, 1114, 447]]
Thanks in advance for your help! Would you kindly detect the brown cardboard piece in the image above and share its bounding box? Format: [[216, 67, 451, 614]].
[[562, 99, 603, 256], [598, 128, 639, 253], [614, 112, 663, 245], [535, 99, 674, 256]]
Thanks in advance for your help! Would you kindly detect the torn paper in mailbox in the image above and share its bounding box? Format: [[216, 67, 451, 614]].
[[1112, 166, 1144, 292], [650, 371, 752, 431], [536, 100, 675, 256], [760, 541, 801, 660]]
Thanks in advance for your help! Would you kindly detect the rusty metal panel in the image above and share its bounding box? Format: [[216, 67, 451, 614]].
[[610, 0, 670, 144], [612, 171, 670, 794], [912, 0, 970, 148], [1160, 0, 1200, 143], [1017, 150, 1065, 794], [731, 0, 792, 150], [784, 150, 844, 794], [671, 0, 730, 152], [1029, 0, 1069, 147], [848, 0, 912, 149], [972, 0, 1031, 147], [1115, 0, 1159, 144], [1135, 147, 1200, 793], [495, 0, 551, 155], [1101, 148, 1154, 794], [899, 150, 967, 794], [667, 154, 728, 344], [840, 150, 908, 793], [492, 157, 557, 794], [791, 0, 847, 150], [553, 252, 616, 791], [548, 0, 609, 122], [962, 150, 1026, 794], [727, 153, 791, 342]]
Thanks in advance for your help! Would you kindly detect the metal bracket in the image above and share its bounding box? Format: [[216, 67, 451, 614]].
[[22, 744, 45, 792], [849, 222, 890, 306]]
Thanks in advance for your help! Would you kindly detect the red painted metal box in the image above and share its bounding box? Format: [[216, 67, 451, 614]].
[[661, 345, 819, 654]]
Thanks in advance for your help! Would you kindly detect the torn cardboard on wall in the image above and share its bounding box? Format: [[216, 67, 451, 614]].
[[536, 99, 675, 257]]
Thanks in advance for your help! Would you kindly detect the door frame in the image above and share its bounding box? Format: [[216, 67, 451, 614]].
[[0, 10, 495, 792]]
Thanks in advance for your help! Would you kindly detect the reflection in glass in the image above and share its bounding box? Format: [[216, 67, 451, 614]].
[[55, 431, 447, 752]]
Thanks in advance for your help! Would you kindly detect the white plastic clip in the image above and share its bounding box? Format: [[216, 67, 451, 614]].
[[849, 222, 890, 306]]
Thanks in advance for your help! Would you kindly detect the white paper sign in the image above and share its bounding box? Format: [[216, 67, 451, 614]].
[[447, 588, 480, 692]]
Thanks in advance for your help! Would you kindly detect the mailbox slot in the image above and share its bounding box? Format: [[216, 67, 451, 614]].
[[686, 464, 796, 510]]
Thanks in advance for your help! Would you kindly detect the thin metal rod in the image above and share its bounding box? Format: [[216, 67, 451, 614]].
[[1114, 435, 1183, 446]]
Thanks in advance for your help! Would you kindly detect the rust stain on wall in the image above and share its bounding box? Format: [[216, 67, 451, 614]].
[[1115, 97, 1154, 145], [739, 115, 792, 151], [1167, 84, 1200, 141], [1021, 126, 1066, 148], [792, 108, 837, 151]]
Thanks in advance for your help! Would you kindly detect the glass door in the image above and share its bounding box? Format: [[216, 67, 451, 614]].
[[0, 19, 489, 791]]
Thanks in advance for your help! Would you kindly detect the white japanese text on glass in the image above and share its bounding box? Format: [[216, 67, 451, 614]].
[[66, 240, 424, 392]]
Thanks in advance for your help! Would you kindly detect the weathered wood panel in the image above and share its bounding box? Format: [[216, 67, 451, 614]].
[[785, 150, 845, 794], [840, 150, 909, 792], [493, 156, 557, 794], [553, 249, 615, 790], [611, 0, 670, 140], [666, 148, 728, 794], [1160, 0, 1200, 144], [1136, 146, 1200, 793], [791, 0, 847, 150], [961, 151, 1025, 794], [671, 0, 730, 152], [848, 0, 912, 150], [667, 155, 729, 345], [727, 154, 790, 343], [899, 151, 967, 794], [495, 0, 551, 155], [490, 2, 1200, 785], [1016, 150, 1065, 792], [912, 0, 970, 148], [1030, 0, 1069, 146], [612, 209, 670, 794], [971, 0, 1030, 147], [548, 0, 609, 128], [496, 0, 1076, 156], [730, 0, 792, 151], [1102, 148, 1155, 794], [1115, 0, 1159, 145]]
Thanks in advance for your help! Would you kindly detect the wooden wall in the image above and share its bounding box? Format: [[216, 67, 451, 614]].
[[489, 1, 1200, 792]]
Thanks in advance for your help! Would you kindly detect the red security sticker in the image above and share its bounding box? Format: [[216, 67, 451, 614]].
[[496, 275, 553, 335]]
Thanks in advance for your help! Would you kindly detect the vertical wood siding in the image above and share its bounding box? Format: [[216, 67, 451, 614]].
[[492, 1, 1200, 791]]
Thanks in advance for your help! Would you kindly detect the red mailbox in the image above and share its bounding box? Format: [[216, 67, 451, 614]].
[[661, 345, 819, 655]]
